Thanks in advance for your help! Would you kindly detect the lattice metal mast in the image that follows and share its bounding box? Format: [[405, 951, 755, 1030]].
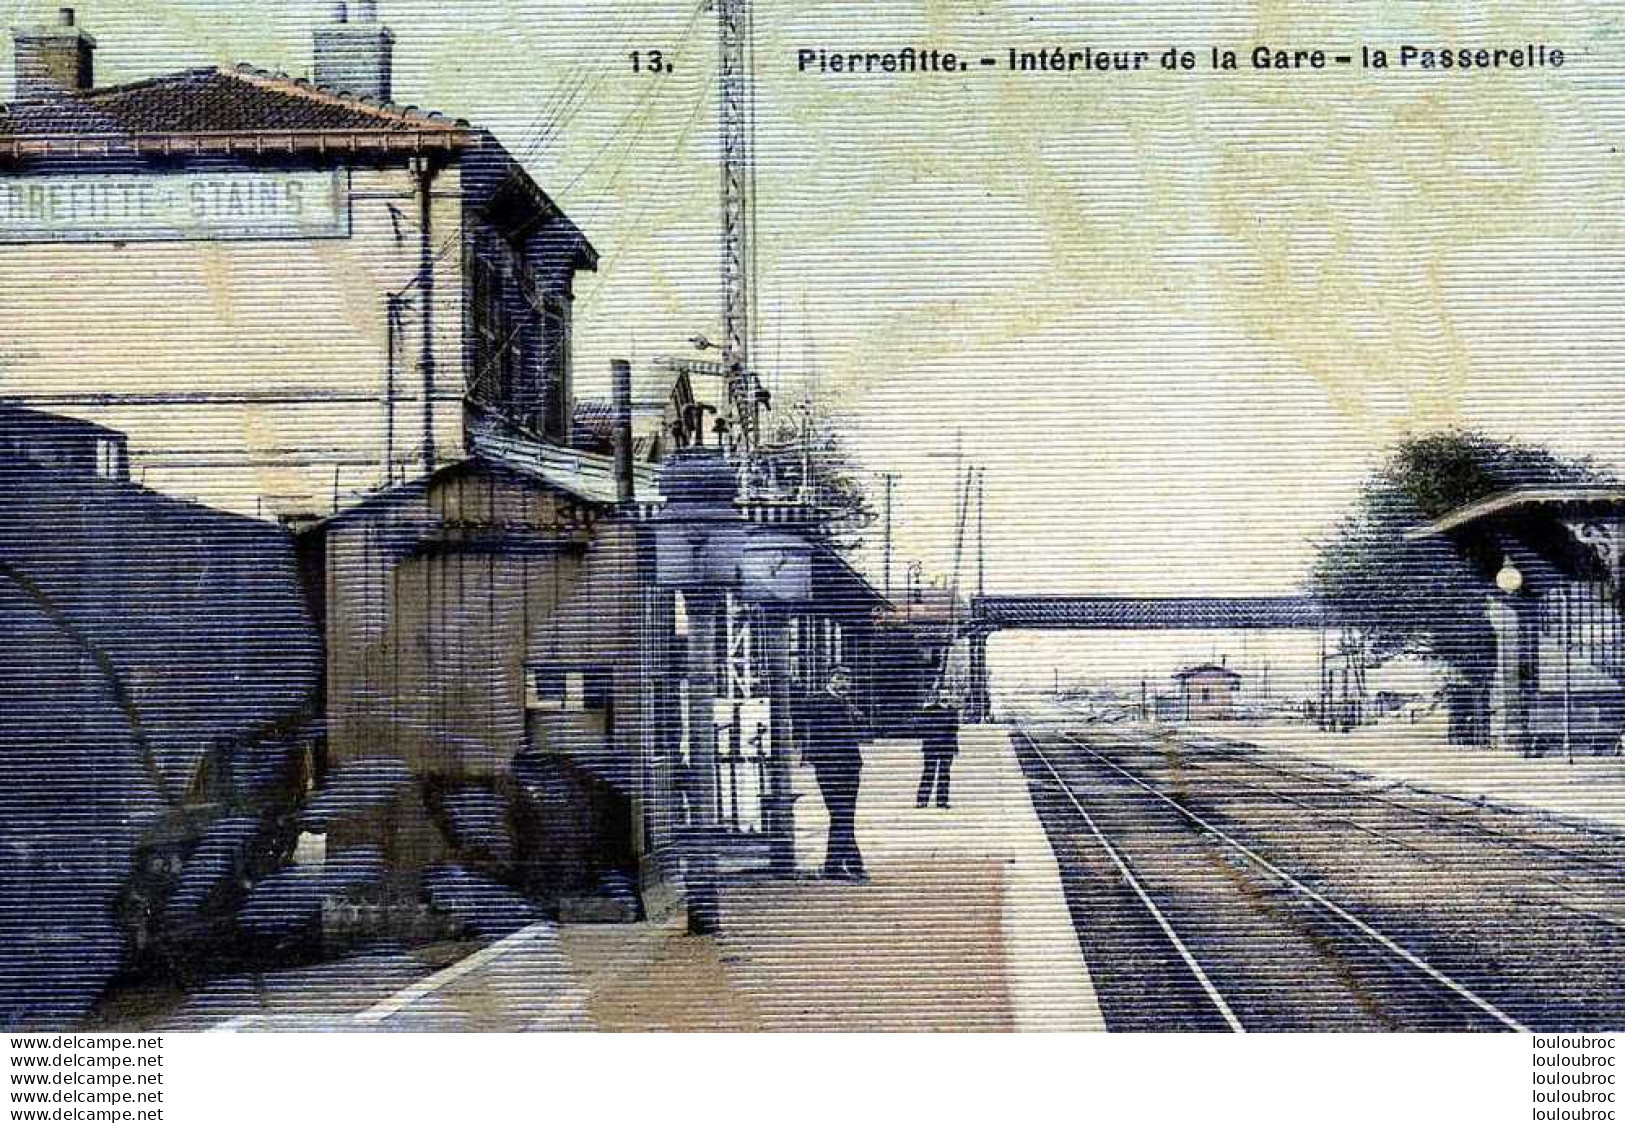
[[716, 0, 760, 452]]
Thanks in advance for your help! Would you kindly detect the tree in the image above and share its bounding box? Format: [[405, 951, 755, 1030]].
[[1310, 431, 1608, 719]]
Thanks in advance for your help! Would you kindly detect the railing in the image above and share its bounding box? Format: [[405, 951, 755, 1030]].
[[467, 412, 662, 504], [1538, 579, 1625, 682]]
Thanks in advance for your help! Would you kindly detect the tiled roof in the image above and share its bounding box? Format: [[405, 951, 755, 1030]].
[[0, 65, 467, 149]]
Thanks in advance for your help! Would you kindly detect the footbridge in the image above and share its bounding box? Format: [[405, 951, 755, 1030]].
[[964, 594, 1326, 721]]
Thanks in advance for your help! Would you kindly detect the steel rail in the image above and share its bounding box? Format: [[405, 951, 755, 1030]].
[[1058, 730, 1529, 1032], [1039, 708, 1625, 932], [1170, 730, 1625, 877], [1170, 756, 1625, 934], [1016, 730, 1245, 1033]]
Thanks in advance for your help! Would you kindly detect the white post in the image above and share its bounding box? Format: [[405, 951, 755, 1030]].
[[1562, 589, 1574, 766]]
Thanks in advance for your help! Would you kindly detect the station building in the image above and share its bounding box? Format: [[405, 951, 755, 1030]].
[[0, 4, 593, 521], [0, 6, 893, 934]]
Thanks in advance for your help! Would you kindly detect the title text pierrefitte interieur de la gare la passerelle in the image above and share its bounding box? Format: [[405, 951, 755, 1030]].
[[795, 43, 1567, 76]]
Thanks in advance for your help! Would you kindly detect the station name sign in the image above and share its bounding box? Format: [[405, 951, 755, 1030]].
[[0, 170, 350, 243]]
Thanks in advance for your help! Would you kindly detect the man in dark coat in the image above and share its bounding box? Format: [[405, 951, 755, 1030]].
[[799, 665, 867, 881], [915, 693, 960, 809]]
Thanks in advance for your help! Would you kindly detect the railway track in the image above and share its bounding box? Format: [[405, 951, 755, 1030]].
[[1016, 725, 1550, 1032], [1166, 728, 1625, 879], [1023, 730, 1246, 1031], [1068, 730, 1625, 937]]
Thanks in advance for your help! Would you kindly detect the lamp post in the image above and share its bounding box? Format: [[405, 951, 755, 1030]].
[[1491, 556, 1532, 756], [1558, 587, 1574, 766]]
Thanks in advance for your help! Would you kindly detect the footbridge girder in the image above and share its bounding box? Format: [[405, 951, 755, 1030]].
[[962, 595, 1326, 721], [969, 595, 1325, 634]]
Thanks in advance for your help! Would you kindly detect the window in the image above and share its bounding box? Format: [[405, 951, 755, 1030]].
[[94, 437, 121, 479], [674, 591, 691, 638], [469, 246, 522, 410], [788, 616, 804, 684], [526, 665, 611, 712], [540, 300, 570, 440]]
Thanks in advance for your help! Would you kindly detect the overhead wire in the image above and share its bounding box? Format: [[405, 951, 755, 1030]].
[[575, 69, 713, 307], [557, 0, 710, 201], [400, 1, 707, 310]]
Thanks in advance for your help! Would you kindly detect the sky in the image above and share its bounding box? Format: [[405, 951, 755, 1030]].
[[6, 0, 1624, 684]]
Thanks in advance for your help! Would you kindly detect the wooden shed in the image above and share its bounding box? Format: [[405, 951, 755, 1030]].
[[303, 456, 678, 922]]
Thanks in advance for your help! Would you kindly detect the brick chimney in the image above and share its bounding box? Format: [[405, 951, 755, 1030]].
[[313, 0, 394, 101], [11, 7, 95, 102], [612, 359, 636, 506]]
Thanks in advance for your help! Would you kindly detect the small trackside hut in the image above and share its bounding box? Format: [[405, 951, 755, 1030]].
[[302, 449, 677, 927], [1173, 661, 1243, 721]]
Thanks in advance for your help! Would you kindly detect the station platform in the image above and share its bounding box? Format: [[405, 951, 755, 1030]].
[[177, 727, 1103, 1032], [547, 726, 1105, 1031]]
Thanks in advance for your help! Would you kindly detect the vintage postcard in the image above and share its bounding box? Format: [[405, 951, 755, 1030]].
[[0, 0, 1622, 1064]]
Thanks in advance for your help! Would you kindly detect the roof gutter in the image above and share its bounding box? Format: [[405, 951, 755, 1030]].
[[0, 128, 470, 160]]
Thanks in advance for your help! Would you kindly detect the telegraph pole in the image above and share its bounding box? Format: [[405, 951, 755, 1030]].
[[882, 471, 896, 601], [1561, 589, 1574, 765], [976, 467, 986, 599], [949, 463, 973, 630], [657, 0, 764, 458]]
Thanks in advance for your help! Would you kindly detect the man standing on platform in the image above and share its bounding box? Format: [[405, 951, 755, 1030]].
[[800, 665, 868, 881], [915, 691, 959, 809]]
